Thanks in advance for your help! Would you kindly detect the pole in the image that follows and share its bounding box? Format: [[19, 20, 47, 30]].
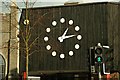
[[6, 40, 10, 80], [98, 64, 101, 80], [6, 13, 11, 80], [106, 74, 110, 80]]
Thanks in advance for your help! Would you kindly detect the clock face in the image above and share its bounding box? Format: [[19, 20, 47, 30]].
[[43, 17, 82, 59]]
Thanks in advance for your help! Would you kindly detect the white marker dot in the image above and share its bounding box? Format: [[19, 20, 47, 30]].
[[60, 18, 65, 23], [69, 20, 73, 25], [75, 26, 80, 31], [46, 45, 51, 50], [60, 54, 65, 59], [52, 51, 57, 57], [44, 36, 49, 42], [75, 44, 80, 49], [46, 28, 51, 33], [69, 51, 74, 56], [24, 19, 29, 25], [52, 21, 57, 26], [77, 35, 82, 40]]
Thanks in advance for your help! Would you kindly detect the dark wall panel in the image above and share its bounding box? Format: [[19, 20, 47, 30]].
[[19, 2, 120, 75], [107, 3, 119, 70]]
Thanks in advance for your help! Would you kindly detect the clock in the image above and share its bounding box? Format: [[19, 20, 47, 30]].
[[43, 17, 82, 59]]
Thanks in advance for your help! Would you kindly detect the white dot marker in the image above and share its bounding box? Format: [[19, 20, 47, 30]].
[[46, 45, 51, 50], [52, 51, 57, 57], [75, 44, 80, 49], [60, 18, 65, 23], [77, 35, 82, 40], [69, 20, 73, 25], [24, 19, 29, 25], [75, 26, 80, 31], [52, 21, 57, 26], [44, 36, 49, 42], [69, 51, 74, 56], [46, 28, 51, 33], [60, 54, 65, 59]]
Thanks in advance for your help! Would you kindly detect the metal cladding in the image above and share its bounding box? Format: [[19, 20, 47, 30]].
[[19, 2, 120, 75]]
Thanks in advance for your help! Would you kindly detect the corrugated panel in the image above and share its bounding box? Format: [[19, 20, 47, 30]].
[[19, 2, 120, 75], [107, 3, 119, 71]]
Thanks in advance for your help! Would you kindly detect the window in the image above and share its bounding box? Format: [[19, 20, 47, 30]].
[[0, 54, 5, 80]]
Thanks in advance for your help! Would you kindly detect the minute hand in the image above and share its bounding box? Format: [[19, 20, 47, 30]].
[[62, 28, 68, 37], [63, 35, 76, 39]]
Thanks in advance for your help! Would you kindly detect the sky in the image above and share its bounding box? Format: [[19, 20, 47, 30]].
[[1, 0, 120, 13], [8, 0, 120, 3], [1, 0, 67, 13], [2, 0, 120, 2]]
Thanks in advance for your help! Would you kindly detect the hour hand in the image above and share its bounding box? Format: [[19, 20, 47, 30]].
[[58, 35, 76, 42]]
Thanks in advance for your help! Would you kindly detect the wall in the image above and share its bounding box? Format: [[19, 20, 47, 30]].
[[0, 5, 19, 79], [19, 2, 113, 75]]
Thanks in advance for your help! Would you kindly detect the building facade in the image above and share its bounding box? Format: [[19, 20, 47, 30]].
[[0, 5, 19, 79], [19, 2, 120, 79]]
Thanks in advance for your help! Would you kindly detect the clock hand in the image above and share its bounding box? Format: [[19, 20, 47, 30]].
[[58, 35, 76, 42], [63, 35, 76, 39], [58, 28, 68, 42], [61, 28, 68, 37], [58, 37, 63, 42]]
